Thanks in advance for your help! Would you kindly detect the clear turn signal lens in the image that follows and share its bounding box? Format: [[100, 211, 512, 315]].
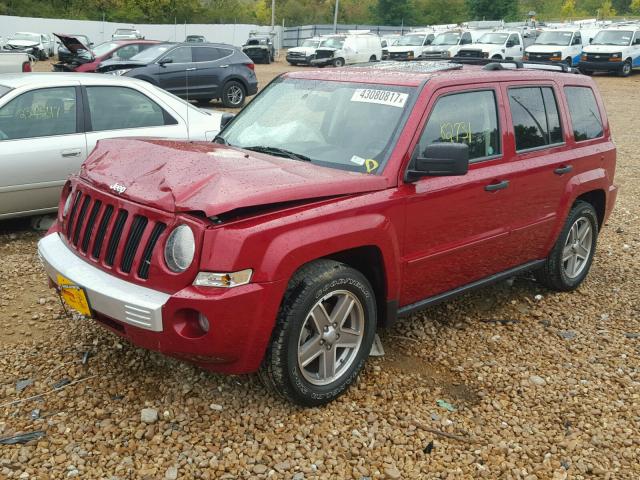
[[193, 269, 253, 288]]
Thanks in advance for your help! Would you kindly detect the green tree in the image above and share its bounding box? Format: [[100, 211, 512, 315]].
[[415, 0, 468, 24], [373, 0, 414, 25], [631, 0, 640, 13], [599, 0, 617, 17], [561, 0, 577, 17], [466, 0, 518, 20]]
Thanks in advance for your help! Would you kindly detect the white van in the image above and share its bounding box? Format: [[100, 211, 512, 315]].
[[286, 37, 322, 65], [524, 29, 585, 66], [421, 30, 483, 60], [455, 31, 525, 61], [579, 26, 640, 77], [311, 32, 383, 67], [387, 30, 436, 60]]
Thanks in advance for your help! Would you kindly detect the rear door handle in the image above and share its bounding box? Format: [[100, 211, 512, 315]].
[[554, 165, 573, 175], [61, 149, 81, 158], [485, 180, 510, 192], [219, 64, 229, 68]]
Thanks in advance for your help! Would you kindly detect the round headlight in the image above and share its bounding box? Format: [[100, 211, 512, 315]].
[[164, 225, 195, 273]]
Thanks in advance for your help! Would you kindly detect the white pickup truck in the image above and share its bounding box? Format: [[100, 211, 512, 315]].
[[455, 31, 525, 61], [0, 52, 32, 73]]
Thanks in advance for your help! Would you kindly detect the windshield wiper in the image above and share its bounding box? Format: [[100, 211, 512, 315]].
[[244, 146, 313, 162]]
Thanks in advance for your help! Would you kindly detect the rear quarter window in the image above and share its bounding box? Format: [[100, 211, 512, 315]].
[[508, 86, 563, 151], [564, 86, 603, 141]]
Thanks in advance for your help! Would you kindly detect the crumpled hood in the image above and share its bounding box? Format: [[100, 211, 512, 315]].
[[54, 33, 91, 56], [97, 59, 147, 72], [80, 138, 389, 217], [288, 46, 316, 55], [5, 40, 39, 48]]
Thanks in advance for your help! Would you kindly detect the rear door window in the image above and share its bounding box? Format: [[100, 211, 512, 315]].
[[564, 86, 603, 141], [86, 86, 175, 131], [193, 47, 232, 62], [0, 87, 77, 140], [508, 86, 563, 151], [418, 90, 501, 161]]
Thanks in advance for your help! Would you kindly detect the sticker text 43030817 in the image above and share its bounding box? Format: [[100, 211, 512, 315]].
[[351, 89, 408, 108]]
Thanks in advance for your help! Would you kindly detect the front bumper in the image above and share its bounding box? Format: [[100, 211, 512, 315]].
[[310, 57, 334, 66], [578, 60, 624, 72], [38, 232, 287, 373], [286, 54, 312, 64]]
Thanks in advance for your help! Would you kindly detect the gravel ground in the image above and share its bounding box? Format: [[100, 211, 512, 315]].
[[1, 60, 638, 479]]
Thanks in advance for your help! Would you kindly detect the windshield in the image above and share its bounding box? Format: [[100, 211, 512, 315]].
[[219, 78, 415, 174], [90, 41, 119, 57], [320, 37, 344, 49], [301, 39, 320, 48], [591, 30, 633, 46], [478, 33, 509, 44], [131, 44, 172, 62], [115, 29, 135, 35], [535, 31, 573, 46], [0, 86, 11, 99], [10, 33, 40, 43], [433, 33, 461, 46], [396, 34, 425, 46]]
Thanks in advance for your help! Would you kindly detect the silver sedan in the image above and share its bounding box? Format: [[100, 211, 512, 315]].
[[0, 73, 222, 219]]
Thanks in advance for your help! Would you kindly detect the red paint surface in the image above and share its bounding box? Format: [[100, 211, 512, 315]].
[[69, 40, 161, 73], [45, 66, 617, 373]]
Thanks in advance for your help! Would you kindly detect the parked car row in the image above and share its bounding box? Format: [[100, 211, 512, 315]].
[[1, 32, 55, 60]]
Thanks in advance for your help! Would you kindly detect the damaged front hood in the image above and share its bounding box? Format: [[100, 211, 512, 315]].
[[97, 59, 147, 72], [5, 40, 39, 49], [80, 138, 389, 217]]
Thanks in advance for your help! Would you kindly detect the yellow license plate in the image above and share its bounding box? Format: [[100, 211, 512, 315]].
[[57, 274, 92, 317]]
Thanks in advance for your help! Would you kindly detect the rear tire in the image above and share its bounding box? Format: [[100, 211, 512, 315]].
[[369, 55, 377, 62], [492, 55, 502, 60], [535, 201, 598, 291], [265, 53, 271, 64], [221, 80, 246, 108], [333, 57, 345, 67], [259, 260, 377, 406], [564, 57, 572, 67]]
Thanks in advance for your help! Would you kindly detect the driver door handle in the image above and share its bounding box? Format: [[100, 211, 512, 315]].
[[485, 180, 510, 192], [61, 149, 81, 158], [554, 165, 573, 175]]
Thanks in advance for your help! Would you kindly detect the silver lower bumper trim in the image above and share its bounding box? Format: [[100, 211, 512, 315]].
[[38, 233, 169, 332]]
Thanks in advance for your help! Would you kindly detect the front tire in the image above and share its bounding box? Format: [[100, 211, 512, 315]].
[[333, 57, 345, 67], [259, 260, 377, 406], [564, 57, 572, 67], [535, 201, 598, 291], [221, 80, 246, 108], [619, 59, 632, 77]]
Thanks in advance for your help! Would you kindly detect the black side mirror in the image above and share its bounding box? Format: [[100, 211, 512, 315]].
[[158, 58, 173, 66], [220, 113, 235, 130], [406, 143, 469, 181], [589, 38, 593, 44], [506, 41, 514, 48]]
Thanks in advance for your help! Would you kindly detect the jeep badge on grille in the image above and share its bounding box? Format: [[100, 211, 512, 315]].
[[110, 183, 127, 194]]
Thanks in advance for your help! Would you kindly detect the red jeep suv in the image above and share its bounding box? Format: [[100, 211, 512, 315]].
[[38, 61, 617, 406]]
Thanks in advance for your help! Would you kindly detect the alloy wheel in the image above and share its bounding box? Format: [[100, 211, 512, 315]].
[[297, 290, 365, 386], [562, 217, 593, 279], [227, 85, 243, 105]]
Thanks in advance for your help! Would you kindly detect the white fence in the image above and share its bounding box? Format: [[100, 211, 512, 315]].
[[0, 15, 283, 49]]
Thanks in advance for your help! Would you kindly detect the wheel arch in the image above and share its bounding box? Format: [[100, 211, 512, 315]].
[[575, 189, 606, 228]]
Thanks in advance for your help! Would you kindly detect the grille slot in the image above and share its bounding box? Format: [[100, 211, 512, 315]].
[[81, 200, 102, 252], [138, 222, 167, 279], [105, 210, 128, 267], [92, 205, 113, 260], [66, 191, 82, 238], [120, 215, 148, 273], [72, 196, 91, 246]]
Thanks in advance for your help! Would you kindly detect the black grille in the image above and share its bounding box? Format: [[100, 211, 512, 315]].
[[81, 200, 102, 252], [138, 223, 167, 279], [64, 186, 167, 279], [528, 52, 554, 61], [72, 196, 91, 246], [92, 205, 113, 260], [120, 215, 148, 273], [456, 49, 484, 58], [105, 210, 128, 267], [585, 53, 613, 62]]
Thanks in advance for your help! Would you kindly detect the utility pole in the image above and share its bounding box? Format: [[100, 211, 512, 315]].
[[271, 0, 275, 30], [333, 0, 340, 33]]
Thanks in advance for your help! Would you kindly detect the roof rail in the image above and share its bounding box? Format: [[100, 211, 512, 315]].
[[449, 57, 579, 74]]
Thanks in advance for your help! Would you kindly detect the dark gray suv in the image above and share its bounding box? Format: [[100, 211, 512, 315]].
[[96, 42, 258, 107]]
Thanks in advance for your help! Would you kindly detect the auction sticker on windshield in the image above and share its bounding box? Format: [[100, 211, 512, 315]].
[[351, 89, 408, 108]]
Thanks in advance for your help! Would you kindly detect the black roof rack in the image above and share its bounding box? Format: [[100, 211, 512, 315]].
[[449, 57, 579, 74]]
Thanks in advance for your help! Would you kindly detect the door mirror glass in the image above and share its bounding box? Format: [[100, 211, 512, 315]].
[[589, 37, 593, 44], [158, 57, 173, 65], [407, 143, 469, 181]]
